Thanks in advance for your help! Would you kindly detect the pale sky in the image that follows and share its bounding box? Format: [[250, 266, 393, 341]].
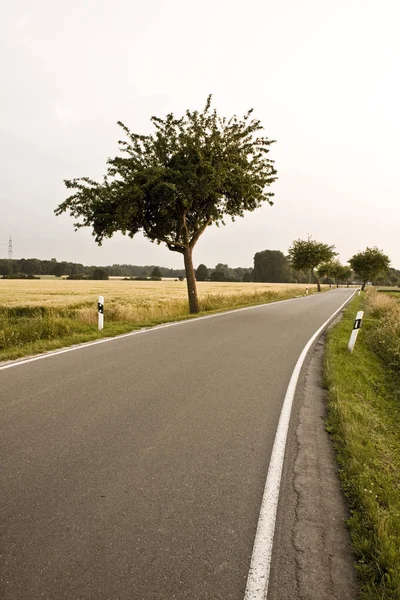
[[1, 0, 399, 269]]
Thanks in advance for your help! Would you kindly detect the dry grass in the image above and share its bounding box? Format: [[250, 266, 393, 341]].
[[366, 288, 400, 373], [0, 279, 321, 360], [0, 279, 314, 309]]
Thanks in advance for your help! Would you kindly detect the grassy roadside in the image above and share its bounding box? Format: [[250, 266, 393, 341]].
[[324, 292, 400, 599], [0, 287, 317, 362]]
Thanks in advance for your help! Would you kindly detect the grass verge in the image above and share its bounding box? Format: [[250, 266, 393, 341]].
[[324, 292, 400, 599], [0, 287, 312, 362]]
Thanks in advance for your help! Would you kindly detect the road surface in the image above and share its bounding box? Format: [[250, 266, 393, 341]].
[[1, 289, 354, 599]]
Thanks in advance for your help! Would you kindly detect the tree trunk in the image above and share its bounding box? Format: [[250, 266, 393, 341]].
[[183, 247, 199, 314], [361, 281, 366, 291], [311, 269, 321, 292]]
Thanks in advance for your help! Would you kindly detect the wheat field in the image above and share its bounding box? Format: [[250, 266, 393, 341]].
[[0, 279, 314, 309], [0, 279, 318, 360]]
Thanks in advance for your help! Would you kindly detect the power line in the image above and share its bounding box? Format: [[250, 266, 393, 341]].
[[8, 235, 12, 260]]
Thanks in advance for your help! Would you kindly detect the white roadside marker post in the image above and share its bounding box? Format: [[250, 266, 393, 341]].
[[98, 296, 104, 331], [348, 310, 363, 352], [305, 286, 309, 295]]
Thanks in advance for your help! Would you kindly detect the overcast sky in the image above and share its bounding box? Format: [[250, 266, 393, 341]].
[[1, 0, 399, 269]]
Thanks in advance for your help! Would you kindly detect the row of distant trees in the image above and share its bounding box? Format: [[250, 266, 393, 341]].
[[2, 243, 396, 289], [198, 243, 396, 289], [286, 237, 393, 291], [0, 258, 187, 279]]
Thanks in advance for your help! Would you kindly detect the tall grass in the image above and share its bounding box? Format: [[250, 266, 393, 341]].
[[366, 289, 400, 373], [325, 293, 400, 599]]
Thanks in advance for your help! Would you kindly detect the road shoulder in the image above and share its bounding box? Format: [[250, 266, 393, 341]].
[[267, 334, 359, 600]]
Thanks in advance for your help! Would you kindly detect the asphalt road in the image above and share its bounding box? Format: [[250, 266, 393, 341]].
[[0, 289, 354, 600]]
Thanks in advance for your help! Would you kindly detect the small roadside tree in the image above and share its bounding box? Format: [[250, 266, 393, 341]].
[[318, 260, 351, 288], [55, 96, 277, 313], [317, 261, 336, 286], [195, 264, 208, 281], [349, 247, 390, 291], [288, 236, 336, 292], [337, 265, 353, 287]]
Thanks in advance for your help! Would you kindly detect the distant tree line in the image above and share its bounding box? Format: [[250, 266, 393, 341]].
[[253, 243, 397, 288], [0, 258, 187, 279], [1, 244, 397, 287], [0, 257, 254, 282], [195, 264, 253, 282]]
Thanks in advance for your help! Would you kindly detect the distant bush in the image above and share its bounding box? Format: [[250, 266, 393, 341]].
[[2, 273, 40, 280], [92, 268, 109, 280]]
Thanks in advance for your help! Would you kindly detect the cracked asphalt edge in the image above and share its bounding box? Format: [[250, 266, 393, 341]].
[[267, 330, 360, 600]]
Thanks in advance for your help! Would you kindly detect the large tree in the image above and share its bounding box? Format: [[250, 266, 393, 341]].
[[288, 236, 336, 292], [55, 96, 277, 313], [253, 249, 291, 282], [349, 247, 390, 291]]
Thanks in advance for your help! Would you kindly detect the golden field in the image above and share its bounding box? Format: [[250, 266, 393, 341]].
[[0, 278, 314, 309], [0, 279, 319, 360]]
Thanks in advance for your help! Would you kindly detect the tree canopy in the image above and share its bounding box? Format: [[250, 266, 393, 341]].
[[349, 247, 390, 290], [317, 260, 353, 287], [55, 96, 277, 313], [288, 236, 336, 291], [253, 250, 291, 282], [195, 264, 209, 281], [151, 266, 162, 279]]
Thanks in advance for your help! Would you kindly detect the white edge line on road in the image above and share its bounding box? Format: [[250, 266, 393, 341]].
[[0, 294, 317, 371], [244, 290, 356, 600]]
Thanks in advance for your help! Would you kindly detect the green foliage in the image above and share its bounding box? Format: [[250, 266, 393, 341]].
[[209, 270, 226, 282], [325, 296, 400, 599], [338, 265, 353, 284], [92, 268, 109, 280], [317, 260, 353, 286], [253, 249, 291, 282], [195, 264, 208, 281], [288, 236, 336, 291], [67, 274, 87, 280], [53, 263, 64, 277], [374, 267, 400, 287], [0, 262, 12, 276], [349, 247, 391, 290], [151, 266, 162, 278], [2, 273, 40, 280], [55, 96, 277, 313]]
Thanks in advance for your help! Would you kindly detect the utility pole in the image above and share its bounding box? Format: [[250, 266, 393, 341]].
[[8, 235, 13, 260]]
